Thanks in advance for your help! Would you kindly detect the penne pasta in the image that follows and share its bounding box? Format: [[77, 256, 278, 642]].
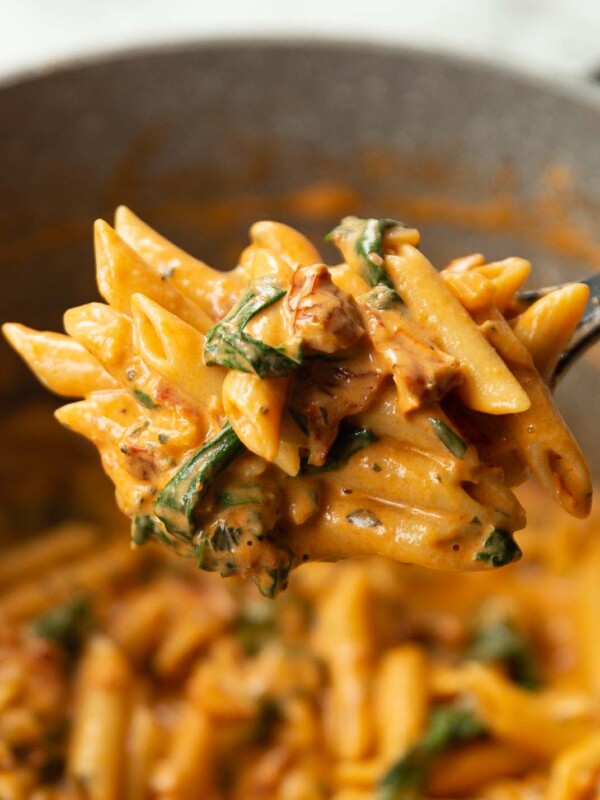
[[1, 324, 117, 396], [385, 245, 531, 414], [5, 212, 591, 590], [68, 636, 133, 800], [3, 205, 600, 799]]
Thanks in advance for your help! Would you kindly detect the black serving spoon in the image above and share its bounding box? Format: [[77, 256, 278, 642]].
[[517, 274, 600, 386]]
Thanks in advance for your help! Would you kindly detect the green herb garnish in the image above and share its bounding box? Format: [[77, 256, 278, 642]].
[[475, 528, 522, 568], [204, 279, 301, 377], [132, 388, 159, 409], [429, 417, 467, 459]]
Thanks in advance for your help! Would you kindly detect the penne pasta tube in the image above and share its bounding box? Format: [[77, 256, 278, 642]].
[[2, 324, 117, 396], [546, 731, 600, 800], [95, 220, 213, 334], [151, 705, 216, 800], [511, 283, 589, 380], [385, 246, 530, 414], [68, 636, 133, 800], [249, 220, 321, 268], [115, 205, 244, 320], [0, 542, 146, 622], [152, 610, 232, 680], [472, 257, 532, 312], [0, 770, 36, 800], [480, 310, 592, 518], [313, 568, 375, 760], [124, 700, 164, 800], [374, 645, 429, 761], [443, 255, 531, 312], [0, 522, 100, 589], [222, 371, 288, 462], [573, 541, 600, 698], [461, 663, 596, 759], [238, 245, 294, 283], [131, 292, 225, 421], [428, 741, 533, 796], [107, 588, 170, 664]]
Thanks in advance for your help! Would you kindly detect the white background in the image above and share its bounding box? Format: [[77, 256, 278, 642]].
[[1, 0, 599, 82]]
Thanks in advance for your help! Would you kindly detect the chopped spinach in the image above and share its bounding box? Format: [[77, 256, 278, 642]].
[[132, 388, 159, 409], [211, 525, 242, 553], [258, 562, 291, 599], [289, 408, 310, 437], [327, 217, 403, 292], [475, 528, 522, 568], [130, 514, 178, 549], [301, 427, 378, 474], [429, 417, 467, 459], [217, 483, 266, 509], [30, 596, 94, 659], [204, 279, 301, 377], [376, 706, 486, 800], [466, 618, 538, 689], [154, 422, 245, 540], [365, 284, 404, 310]]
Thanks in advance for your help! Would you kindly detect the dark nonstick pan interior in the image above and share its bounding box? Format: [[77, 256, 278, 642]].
[[1, 39, 600, 506]]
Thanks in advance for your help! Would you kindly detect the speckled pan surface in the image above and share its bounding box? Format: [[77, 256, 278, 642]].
[[1, 40, 600, 465]]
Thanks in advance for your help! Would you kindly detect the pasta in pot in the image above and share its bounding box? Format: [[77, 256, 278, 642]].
[[2, 211, 592, 595], [0, 477, 599, 799]]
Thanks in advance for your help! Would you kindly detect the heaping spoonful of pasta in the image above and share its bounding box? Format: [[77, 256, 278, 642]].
[[3, 211, 594, 596]]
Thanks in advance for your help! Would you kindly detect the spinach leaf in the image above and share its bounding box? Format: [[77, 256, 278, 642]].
[[301, 427, 378, 474], [466, 618, 539, 689], [429, 417, 467, 459], [30, 596, 94, 659], [154, 422, 245, 540], [475, 528, 522, 568], [257, 562, 291, 599], [327, 216, 403, 295], [376, 706, 486, 800], [217, 483, 266, 509], [204, 279, 301, 377]]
